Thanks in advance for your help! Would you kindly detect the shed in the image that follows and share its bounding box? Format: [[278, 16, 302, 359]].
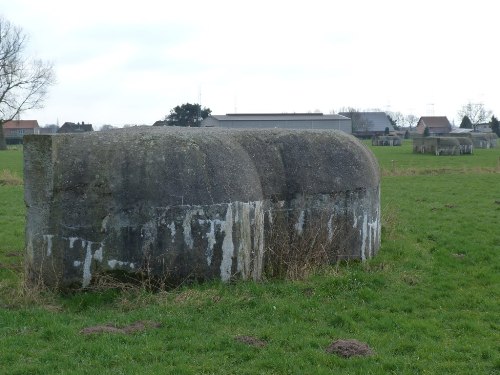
[[201, 113, 352, 134]]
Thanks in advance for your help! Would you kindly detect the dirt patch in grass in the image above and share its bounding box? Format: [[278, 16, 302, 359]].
[[325, 339, 374, 358], [234, 335, 267, 348], [80, 320, 162, 335]]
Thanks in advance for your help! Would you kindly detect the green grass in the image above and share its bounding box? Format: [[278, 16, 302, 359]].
[[1, 144, 499, 374], [368, 139, 500, 174]]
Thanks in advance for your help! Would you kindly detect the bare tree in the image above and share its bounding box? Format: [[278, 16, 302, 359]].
[[457, 102, 492, 128], [337, 107, 371, 134], [0, 17, 55, 150], [386, 111, 405, 129], [405, 114, 419, 129]]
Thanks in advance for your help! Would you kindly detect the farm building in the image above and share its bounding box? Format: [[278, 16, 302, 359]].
[[415, 116, 452, 136], [371, 134, 402, 146], [338, 111, 393, 138], [201, 113, 352, 134], [57, 122, 94, 133], [413, 137, 473, 156], [2, 120, 40, 144]]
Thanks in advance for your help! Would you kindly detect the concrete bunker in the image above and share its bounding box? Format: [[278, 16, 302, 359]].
[[371, 135, 402, 146], [24, 127, 381, 289], [413, 136, 473, 155]]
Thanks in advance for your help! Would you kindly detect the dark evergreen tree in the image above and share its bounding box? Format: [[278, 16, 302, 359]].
[[384, 126, 390, 135], [387, 115, 399, 130], [490, 115, 500, 136], [459, 115, 473, 129], [423, 127, 430, 137]]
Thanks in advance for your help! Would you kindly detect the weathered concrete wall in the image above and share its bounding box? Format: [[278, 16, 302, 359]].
[[449, 133, 498, 149], [413, 137, 472, 155], [24, 127, 381, 289], [371, 136, 402, 146]]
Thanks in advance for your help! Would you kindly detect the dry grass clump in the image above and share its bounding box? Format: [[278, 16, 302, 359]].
[[264, 211, 352, 280], [0, 272, 61, 311], [0, 169, 22, 185]]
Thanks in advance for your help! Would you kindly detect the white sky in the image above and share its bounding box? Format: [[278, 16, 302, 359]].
[[1, 0, 498, 128]]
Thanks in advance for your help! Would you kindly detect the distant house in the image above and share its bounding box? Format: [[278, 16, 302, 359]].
[[337, 111, 393, 138], [201, 113, 352, 134], [416, 116, 452, 136], [475, 123, 492, 133], [57, 122, 94, 133], [2, 120, 40, 144]]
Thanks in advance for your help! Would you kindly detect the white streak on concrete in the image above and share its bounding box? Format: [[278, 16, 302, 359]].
[[93, 243, 103, 262], [236, 202, 252, 278], [267, 210, 273, 226], [167, 221, 176, 242], [82, 241, 93, 287], [368, 215, 380, 259], [327, 214, 334, 242], [108, 259, 131, 269], [43, 234, 54, 256], [220, 204, 234, 282], [234, 206, 239, 222], [361, 213, 368, 261], [101, 214, 109, 233], [205, 220, 216, 266], [69, 237, 78, 249], [294, 210, 305, 235], [141, 220, 157, 253], [183, 208, 204, 249], [253, 201, 265, 281]]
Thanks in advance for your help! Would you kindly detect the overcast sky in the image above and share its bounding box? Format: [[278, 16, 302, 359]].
[[1, 0, 498, 128]]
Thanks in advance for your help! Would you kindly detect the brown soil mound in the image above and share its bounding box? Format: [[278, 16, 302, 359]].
[[325, 339, 374, 358]]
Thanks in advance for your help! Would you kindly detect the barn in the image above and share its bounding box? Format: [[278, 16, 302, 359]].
[[201, 113, 352, 134]]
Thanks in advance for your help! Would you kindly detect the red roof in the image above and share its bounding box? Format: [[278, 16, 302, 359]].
[[418, 116, 451, 129], [3, 120, 39, 129]]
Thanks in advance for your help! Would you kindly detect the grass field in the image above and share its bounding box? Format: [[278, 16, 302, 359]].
[[0, 141, 499, 374]]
